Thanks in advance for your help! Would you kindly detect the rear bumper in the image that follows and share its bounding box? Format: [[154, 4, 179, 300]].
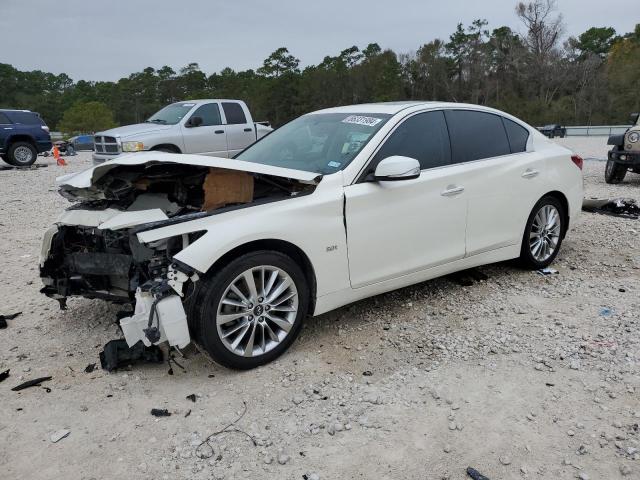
[[608, 149, 640, 166], [36, 140, 52, 153]]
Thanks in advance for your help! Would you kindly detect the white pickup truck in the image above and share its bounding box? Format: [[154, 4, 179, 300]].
[[92, 99, 272, 164]]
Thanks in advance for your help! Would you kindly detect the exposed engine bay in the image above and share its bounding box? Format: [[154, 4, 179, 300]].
[[39, 156, 319, 349]]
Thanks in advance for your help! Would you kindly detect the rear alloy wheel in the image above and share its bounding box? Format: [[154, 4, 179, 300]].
[[519, 196, 565, 269], [197, 251, 308, 369], [8, 142, 37, 167]]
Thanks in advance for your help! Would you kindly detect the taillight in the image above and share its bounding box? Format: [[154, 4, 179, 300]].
[[570, 154, 583, 170]]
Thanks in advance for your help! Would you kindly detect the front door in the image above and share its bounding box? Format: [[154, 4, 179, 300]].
[[344, 111, 467, 288], [181, 102, 228, 156]]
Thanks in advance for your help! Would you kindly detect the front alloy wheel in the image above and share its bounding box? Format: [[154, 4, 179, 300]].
[[217, 266, 299, 357], [197, 251, 308, 369]]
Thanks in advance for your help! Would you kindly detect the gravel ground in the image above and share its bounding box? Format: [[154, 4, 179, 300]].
[[1, 137, 638, 480]]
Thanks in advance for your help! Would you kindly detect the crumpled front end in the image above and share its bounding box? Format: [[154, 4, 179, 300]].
[[39, 155, 319, 349]]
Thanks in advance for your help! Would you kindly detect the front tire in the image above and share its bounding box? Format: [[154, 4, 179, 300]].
[[8, 142, 37, 167], [196, 250, 309, 369], [605, 156, 627, 184], [518, 196, 565, 269]]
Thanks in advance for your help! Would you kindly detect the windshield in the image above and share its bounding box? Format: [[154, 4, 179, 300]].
[[146, 102, 197, 125], [235, 113, 391, 174]]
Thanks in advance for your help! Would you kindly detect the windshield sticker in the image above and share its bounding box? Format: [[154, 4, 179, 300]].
[[342, 115, 383, 127], [181, 103, 196, 107], [327, 161, 341, 168]]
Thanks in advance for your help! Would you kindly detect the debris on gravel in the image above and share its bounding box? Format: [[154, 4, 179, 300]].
[[1, 142, 638, 479]]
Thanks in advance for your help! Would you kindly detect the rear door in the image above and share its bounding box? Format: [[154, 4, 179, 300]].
[[221, 102, 256, 156], [443, 109, 545, 255], [181, 102, 229, 156], [344, 110, 467, 287]]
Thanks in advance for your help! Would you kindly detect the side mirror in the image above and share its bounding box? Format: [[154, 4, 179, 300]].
[[630, 113, 639, 125], [373, 156, 421, 182], [187, 116, 203, 128]]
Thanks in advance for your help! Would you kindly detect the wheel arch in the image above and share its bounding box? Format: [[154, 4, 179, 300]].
[[7, 134, 37, 149], [203, 239, 317, 315], [150, 143, 181, 153]]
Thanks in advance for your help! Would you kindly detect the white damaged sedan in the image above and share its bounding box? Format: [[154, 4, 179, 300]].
[[40, 102, 583, 369]]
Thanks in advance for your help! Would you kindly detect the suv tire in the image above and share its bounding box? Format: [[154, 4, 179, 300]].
[[8, 142, 37, 167], [196, 250, 309, 369], [605, 152, 627, 184]]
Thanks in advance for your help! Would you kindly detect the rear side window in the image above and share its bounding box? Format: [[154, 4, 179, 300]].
[[0, 112, 11, 124], [371, 111, 451, 171], [191, 103, 222, 126], [222, 102, 247, 124], [6, 111, 44, 125], [444, 110, 511, 163], [502, 117, 529, 153]]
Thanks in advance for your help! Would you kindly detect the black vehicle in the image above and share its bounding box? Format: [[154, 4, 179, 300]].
[[0, 109, 52, 166], [538, 124, 567, 138]]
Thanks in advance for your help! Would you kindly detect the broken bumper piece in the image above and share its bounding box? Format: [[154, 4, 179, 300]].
[[120, 287, 190, 349]]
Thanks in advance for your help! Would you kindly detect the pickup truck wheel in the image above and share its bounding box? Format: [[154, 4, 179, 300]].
[[605, 156, 627, 184], [518, 196, 565, 270], [8, 142, 37, 167], [197, 250, 308, 369]]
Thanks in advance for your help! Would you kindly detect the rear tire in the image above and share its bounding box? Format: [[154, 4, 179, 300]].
[[605, 156, 627, 184], [518, 196, 565, 270], [7, 142, 37, 167], [196, 250, 309, 369]]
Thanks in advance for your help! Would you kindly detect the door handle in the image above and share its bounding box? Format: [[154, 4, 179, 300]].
[[522, 169, 539, 178], [243, 128, 252, 132], [441, 185, 464, 196], [214, 130, 224, 134]]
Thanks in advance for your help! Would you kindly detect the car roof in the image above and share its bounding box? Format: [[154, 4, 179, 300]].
[[0, 109, 33, 113], [311, 101, 514, 116]]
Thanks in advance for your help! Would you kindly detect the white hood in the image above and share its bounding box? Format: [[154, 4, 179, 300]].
[[57, 152, 321, 189]]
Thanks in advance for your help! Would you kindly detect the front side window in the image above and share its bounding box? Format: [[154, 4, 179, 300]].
[[445, 110, 511, 163], [502, 118, 529, 153], [190, 103, 222, 126], [236, 113, 391, 174], [222, 102, 247, 124], [0, 112, 11, 124], [368, 111, 451, 175], [146, 103, 196, 125]]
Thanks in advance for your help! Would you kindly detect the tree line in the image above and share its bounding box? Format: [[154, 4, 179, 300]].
[[1, 0, 638, 133]]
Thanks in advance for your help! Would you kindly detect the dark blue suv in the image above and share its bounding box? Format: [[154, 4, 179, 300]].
[[0, 109, 52, 166]]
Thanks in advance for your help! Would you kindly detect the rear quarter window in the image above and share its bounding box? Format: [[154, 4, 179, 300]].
[[6, 111, 44, 125], [502, 118, 529, 153], [444, 110, 511, 163], [0, 112, 11, 124]]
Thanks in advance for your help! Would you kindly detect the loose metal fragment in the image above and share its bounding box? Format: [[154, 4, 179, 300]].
[[11, 376, 52, 391]]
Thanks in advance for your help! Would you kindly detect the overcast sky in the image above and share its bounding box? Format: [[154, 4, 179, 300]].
[[1, 0, 637, 81]]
